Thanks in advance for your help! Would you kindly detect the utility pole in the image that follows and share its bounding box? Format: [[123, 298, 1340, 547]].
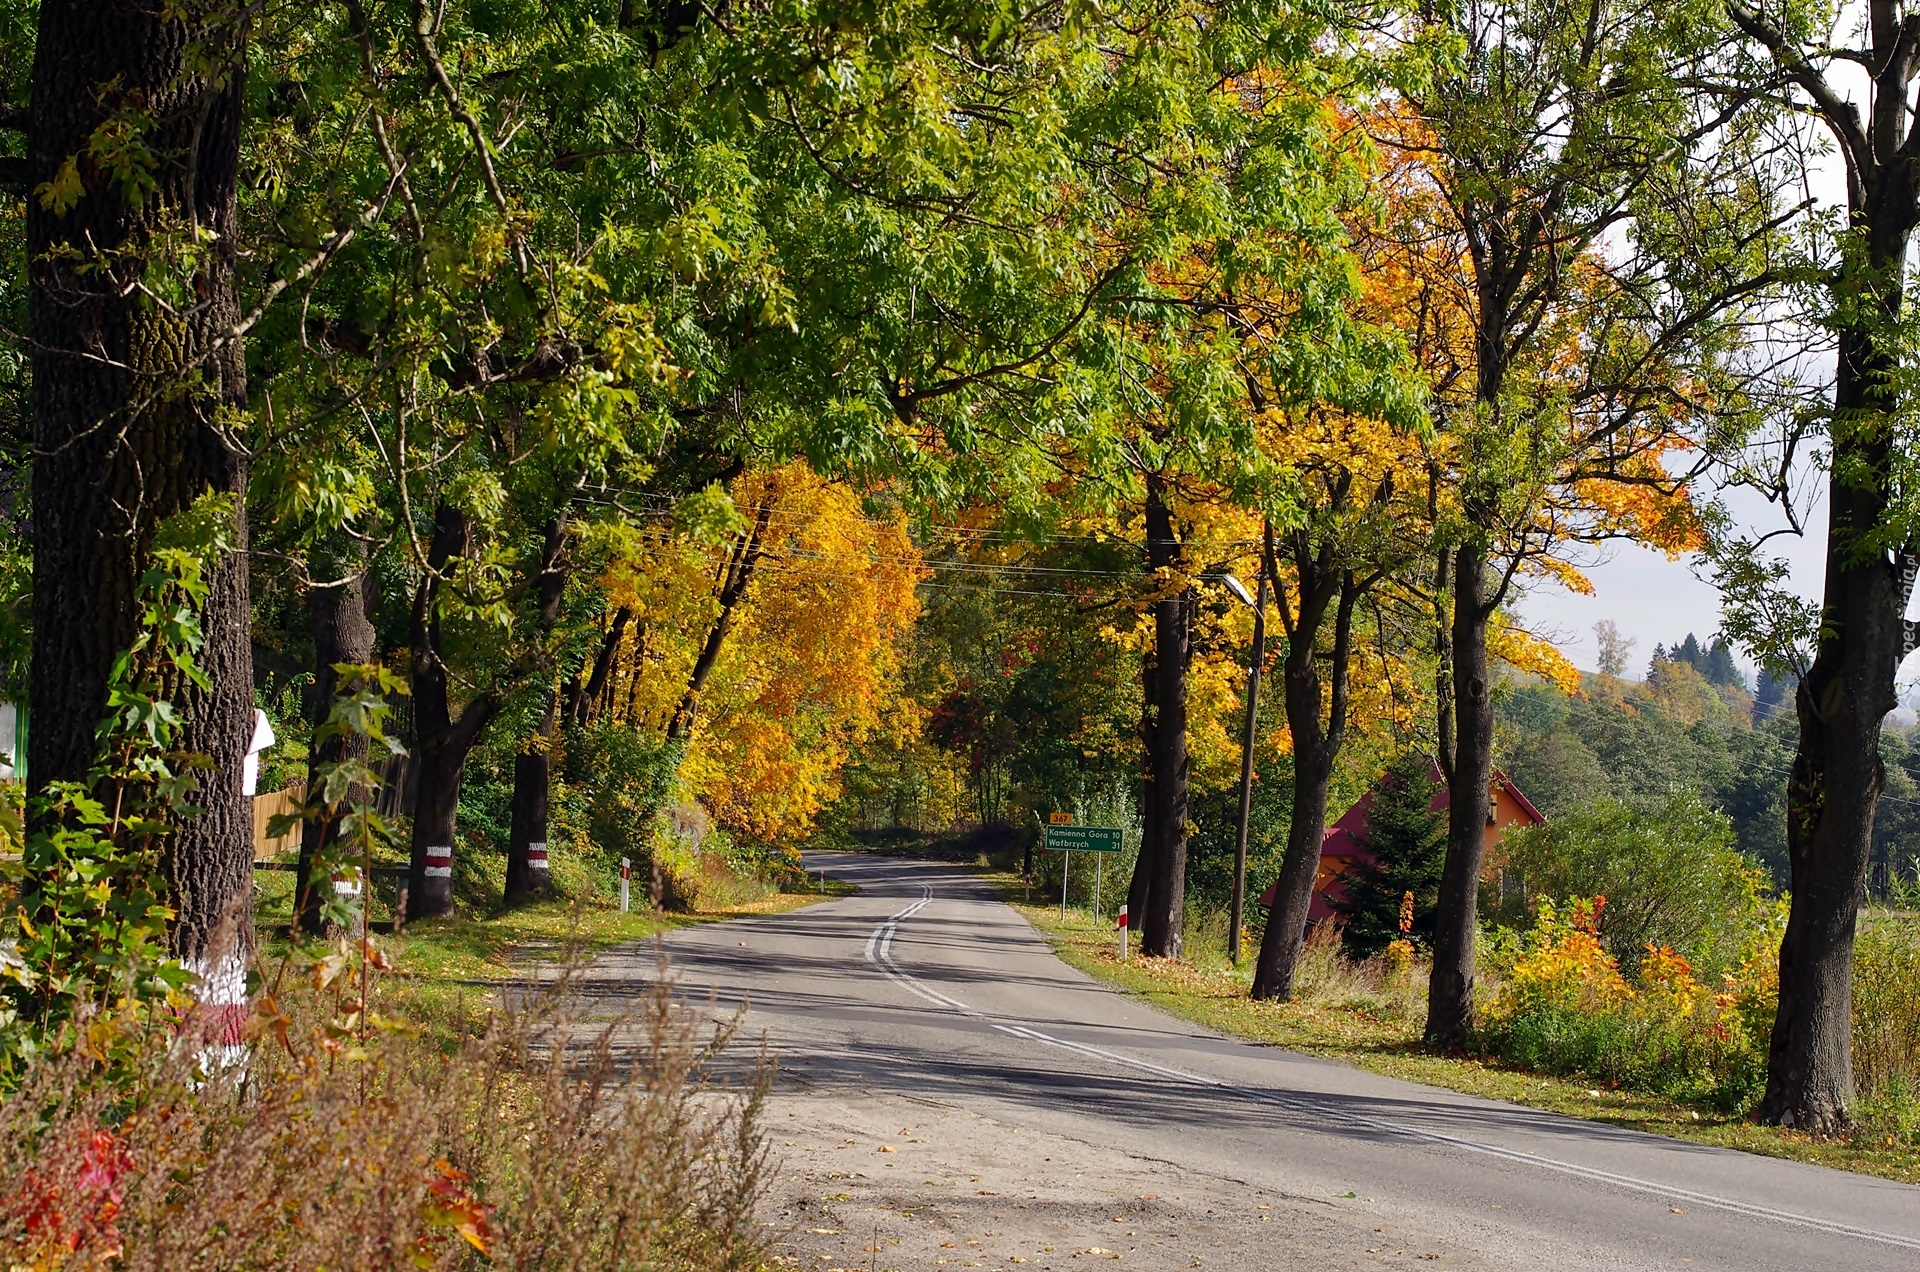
[[1228, 539, 1270, 966]]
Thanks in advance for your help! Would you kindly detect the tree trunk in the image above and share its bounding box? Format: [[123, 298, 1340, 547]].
[[1140, 479, 1191, 959], [1227, 539, 1269, 967], [403, 506, 497, 920], [293, 569, 375, 935], [504, 515, 571, 907], [1426, 544, 1494, 1046], [1761, 322, 1907, 1129], [1251, 552, 1358, 1000], [26, 0, 253, 968], [504, 707, 555, 905], [567, 607, 630, 727]]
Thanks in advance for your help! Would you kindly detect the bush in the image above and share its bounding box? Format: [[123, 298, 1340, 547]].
[[1855, 914, 1920, 1103], [1489, 790, 1771, 978], [1477, 895, 1778, 1111], [0, 945, 770, 1270]]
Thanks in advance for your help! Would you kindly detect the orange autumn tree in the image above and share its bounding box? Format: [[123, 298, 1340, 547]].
[[584, 463, 924, 848]]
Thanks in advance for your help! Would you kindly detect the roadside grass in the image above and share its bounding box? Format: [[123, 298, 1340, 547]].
[[1000, 880, 1920, 1185], [252, 864, 854, 1038]]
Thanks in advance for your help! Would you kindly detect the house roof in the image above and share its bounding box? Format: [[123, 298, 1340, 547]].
[[1254, 759, 1544, 909]]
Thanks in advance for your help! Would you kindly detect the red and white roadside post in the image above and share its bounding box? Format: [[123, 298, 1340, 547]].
[[1118, 903, 1129, 960], [620, 857, 631, 912]]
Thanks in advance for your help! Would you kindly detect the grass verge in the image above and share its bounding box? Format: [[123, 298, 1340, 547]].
[[1001, 881, 1920, 1185], [255, 868, 855, 1038]]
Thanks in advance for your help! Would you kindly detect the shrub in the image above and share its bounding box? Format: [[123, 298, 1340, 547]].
[[1489, 790, 1771, 978], [1478, 896, 1774, 1110], [1855, 914, 1920, 1102]]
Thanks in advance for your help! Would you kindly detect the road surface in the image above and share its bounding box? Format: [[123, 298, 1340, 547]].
[[591, 852, 1920, 1270]]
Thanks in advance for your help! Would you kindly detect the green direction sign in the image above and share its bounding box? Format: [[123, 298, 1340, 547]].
[[1042, 825, 1123, 853]]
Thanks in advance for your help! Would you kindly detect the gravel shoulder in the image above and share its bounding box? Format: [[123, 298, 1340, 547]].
[[761, 1089, 1504, 1271]]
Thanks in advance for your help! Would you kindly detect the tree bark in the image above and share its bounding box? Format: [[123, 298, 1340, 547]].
[[1140, 478, 1191, 959], [505, 514, 571, 907], [1426, 543, 1494, 1046], [26, 0, 253, 966], [1759, 311, 1908, 1129], [403, 505, 497, 920], [292, 569, 375, 935], [666, 501, 770, 741], [1251, 536, 1360, 1000]]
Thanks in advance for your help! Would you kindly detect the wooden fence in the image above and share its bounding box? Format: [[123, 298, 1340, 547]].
[[252, 784, 305, 860]]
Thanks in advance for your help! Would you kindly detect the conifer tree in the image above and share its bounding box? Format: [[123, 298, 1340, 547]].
[[1332, 754, 1447, 957]]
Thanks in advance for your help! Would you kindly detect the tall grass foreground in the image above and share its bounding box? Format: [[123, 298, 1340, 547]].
[[0, 945, 772, 1271]]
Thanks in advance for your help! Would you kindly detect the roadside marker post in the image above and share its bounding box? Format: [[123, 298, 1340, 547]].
[[620, 857, 631, 912], [1118, 904, 1129, 959]]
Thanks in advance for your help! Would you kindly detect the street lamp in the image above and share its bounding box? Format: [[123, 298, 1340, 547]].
[[1208, 556, 1268, 967]]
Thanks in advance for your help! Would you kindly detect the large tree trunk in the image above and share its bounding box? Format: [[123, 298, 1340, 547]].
[[1140, 479, 1191, 959], [1251, 552, 1358, 1000], [292, 569, 375, 935], [505, 710, 555, 906], [1426, 544, 1494, 1046], [26, 0, 253, 969], [403, 506, 496, 920], [1761, 314, 1909, 1129], [505, 515, 571, 908]]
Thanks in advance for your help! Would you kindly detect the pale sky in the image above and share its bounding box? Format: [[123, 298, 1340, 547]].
[[1512, 484, 1827, 685]]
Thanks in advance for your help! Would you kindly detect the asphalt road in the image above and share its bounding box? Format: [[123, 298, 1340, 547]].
[[615, 852, 1920, 1270]]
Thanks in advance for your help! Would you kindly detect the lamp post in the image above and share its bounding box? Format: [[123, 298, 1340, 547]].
[[1212, 547, 1269, 967]]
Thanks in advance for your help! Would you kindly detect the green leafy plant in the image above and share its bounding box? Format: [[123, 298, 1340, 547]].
[[0, 496, 237, 1082]]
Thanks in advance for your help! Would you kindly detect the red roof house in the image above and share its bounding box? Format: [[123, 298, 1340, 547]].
[[1257, 760, 1546, 921]]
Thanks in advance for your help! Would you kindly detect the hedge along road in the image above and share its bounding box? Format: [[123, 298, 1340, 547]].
[[616, 851, 1920, 1270]]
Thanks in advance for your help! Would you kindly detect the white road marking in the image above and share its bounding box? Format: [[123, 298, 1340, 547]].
[[861, 883, 1920, 1255]]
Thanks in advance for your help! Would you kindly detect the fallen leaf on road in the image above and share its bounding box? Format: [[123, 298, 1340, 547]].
[[978, 1189, 999, 1195], [877, 1146, 897, 1153], [1669, 1208, 1686, 1215], [806, 1227, 839, 1234]]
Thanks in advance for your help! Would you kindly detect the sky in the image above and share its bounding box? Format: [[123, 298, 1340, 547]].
[[1511, 485, 1826, 683]]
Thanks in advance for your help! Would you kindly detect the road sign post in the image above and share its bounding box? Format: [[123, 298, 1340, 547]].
[[1040, 824, 1123, 919]]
